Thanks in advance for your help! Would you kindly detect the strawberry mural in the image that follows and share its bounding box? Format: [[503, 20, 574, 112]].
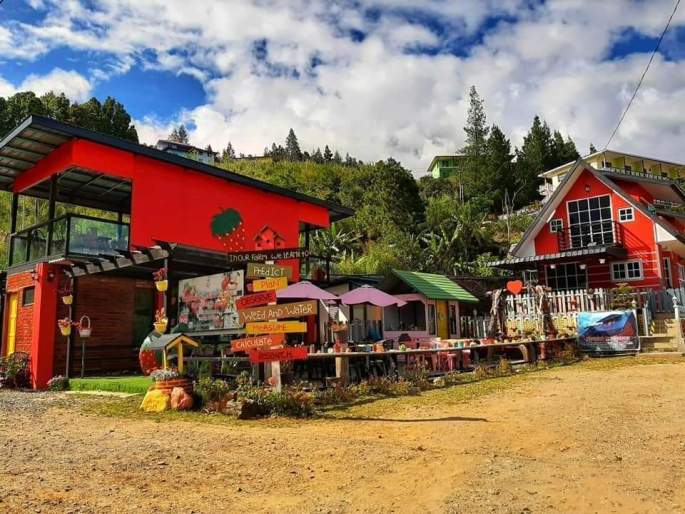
[[211, 208, 247, 252]]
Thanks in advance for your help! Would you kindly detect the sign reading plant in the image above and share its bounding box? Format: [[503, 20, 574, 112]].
[[211, 208, 246, 252]]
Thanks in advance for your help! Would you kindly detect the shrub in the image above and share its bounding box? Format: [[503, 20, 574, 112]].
[[404, 363, 431, 390], [265, 387, 314, 417], [0, 353, 31, 389], [474, 364, 490, 381], [495, 358, 513, 377], [195, 376, 233, 407], [47, 375, 70, 391]]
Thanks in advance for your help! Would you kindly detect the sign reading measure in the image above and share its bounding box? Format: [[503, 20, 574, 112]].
[[239, 300, 316, 323], [231, 334, 285, 353], [245, 321, 307, 334], [247, 262, 293, 280], [248, 346, 309, 364], [252, 276, 288, 292]]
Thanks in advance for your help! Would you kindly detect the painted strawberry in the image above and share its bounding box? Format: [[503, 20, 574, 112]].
[[211, 208, 247, 252]]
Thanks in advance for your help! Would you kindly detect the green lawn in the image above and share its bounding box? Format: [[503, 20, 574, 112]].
[[69, 375, 152, 394]]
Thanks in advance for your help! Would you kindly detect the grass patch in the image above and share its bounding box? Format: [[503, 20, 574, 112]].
[[69, 376, 152, 394]]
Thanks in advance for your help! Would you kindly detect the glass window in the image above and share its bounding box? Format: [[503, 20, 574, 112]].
[[549, 219, 563, 233], [618, 207, 634, 222], [427, 304, 436, 335], [611, 261, 643, 281], [567, 195, 614, 248], [546, 263, 587, 291], [22, 286, 35, 306]]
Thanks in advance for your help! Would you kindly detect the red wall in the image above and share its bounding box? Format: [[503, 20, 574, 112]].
[[4, 271, 35, 355], [534, 170, 661, 289]]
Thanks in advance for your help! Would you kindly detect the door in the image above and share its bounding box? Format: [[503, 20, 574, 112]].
[[436, 301, 449, 340], [6, 293, 18, 355]]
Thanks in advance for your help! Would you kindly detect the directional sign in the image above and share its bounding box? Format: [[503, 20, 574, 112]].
[[238, 300, 317, 323], [245, 321, 307, 334], [248, 347, 309, 364], [235, 290, 277, 310], [230, 334, 285, 353], [247, 262, 293, 280], [252, 276, 288, 292], [226, 248, 310, 264]]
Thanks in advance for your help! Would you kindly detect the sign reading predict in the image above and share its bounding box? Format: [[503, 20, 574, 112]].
[[238, 300, 317, 323], [245, 321, 307, 334], [577, 310, 640, 353], [246, 262, 293, 280], [226, 247, 310, 264], [230, 334, 285, 353], [248, 347, 309, 364]]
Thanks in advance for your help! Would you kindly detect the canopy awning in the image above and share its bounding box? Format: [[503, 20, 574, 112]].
[[277, 281, 339, 301], [489, 245, 628, 270], [390, 269, 478, 303], [340, 285, 406, 307]]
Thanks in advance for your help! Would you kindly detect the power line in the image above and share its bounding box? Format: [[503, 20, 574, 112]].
[[605, 0, 681, 149]]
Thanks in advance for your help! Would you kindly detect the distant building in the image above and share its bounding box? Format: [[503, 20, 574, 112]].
[[539, 149, 685, 204], [155, 140, 217, 165], [426, 154, 465, 179]]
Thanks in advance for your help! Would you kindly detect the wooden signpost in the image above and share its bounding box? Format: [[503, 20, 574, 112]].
[[230, 334, 285, 353], [245, 321, 307, 334], [248, 347, 308, 364], [226, 247, 310, 264], [252, 276, 288, 292], [235, 290, 277, 310], [238, 300, 317, 323], [247, 262, 293, 280]]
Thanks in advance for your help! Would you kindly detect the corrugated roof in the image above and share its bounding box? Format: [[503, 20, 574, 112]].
[[392, 270, 478, 303]]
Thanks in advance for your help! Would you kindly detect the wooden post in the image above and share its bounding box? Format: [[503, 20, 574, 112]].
[[8, 193, 18, 265], [46, 175, 57, 254], [266, 259, 281, 392]]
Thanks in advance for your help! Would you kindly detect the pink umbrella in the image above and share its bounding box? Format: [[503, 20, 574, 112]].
[[340, 285, 406, 307], [277, 280, 339, 301]]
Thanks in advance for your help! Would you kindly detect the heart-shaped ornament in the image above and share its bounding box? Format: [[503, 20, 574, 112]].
[[506, 280, 524, 295]]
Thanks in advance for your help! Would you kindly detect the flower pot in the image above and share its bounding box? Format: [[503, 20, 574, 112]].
[[59, 325, 72, 337], [155, 279, 168, 292], [62, 294, 73, 305], [78, 315, 92, 338], [155, 377, 192, 396], [153, 320, 168, 334]]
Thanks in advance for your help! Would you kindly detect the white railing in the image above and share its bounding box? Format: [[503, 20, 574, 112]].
[[460, 315, 490, 339]]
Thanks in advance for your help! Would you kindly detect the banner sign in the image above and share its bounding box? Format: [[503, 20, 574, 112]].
[[238, 300, 317, 323], [227, 247, 310, 264], [178, 271, 244, 331], [247, 262, 293, 280], [252, 276, 288, 292], [577, 310, 640, 353], [230, 334, 285, 353], [245, 321, 307, 334], [235, 290, 277, 310], [248, 346, 309, 364]]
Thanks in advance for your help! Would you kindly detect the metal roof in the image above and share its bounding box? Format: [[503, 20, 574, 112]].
[[490, 245, 627, 269], [0, 115, 354, 221], [391, 269, 478, 303]]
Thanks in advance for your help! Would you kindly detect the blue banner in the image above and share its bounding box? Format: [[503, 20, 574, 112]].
[[577, 310, 640, 353]]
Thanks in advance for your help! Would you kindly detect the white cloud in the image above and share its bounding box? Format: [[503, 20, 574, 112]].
[[19, 68, 93, 102], [6, 0, 685, 172]]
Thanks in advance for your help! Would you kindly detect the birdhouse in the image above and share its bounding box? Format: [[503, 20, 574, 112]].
[[254, 225, 285, 250], [139, 333, 200, 374]]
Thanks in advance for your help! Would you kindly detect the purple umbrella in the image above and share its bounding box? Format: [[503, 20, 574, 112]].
[[340, 285, 406, 307], [277, 280, 339, 301]]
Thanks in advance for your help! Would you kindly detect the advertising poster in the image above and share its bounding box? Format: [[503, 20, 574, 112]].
[[577, 310, 640, 353], [178, 271, 244, 331]]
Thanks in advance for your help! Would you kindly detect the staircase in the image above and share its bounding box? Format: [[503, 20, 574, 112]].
[[641, 313, 683, 352]]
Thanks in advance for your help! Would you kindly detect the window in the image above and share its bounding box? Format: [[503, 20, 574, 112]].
[[662, 171, 669, 178], [624, 165, 632, 172], [567, 195, 614, 248], [618, 207, 634, 222], [611, 261, 643, 281], [664, 258, 673, 288], [603, 160, 612, 169], [549, 219, 563, 233], [427, 304, 436, 335], [22, 286, 35, 306], [678, 264, 685, 286], [546, 263, 587, 290]]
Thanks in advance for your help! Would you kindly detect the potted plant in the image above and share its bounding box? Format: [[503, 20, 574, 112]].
[[153, 307, 168, 334], [57, 318, 72, 337], [76, 315, 92, 338], [151, 368, 193, 396], [153, 267, 168, 292], [60, 285, 73, 305]]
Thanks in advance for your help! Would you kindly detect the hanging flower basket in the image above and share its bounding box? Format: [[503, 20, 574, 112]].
[[155, 279, 168, 292], [154, 319, 168, 334], [62, 294, 73, 305], [77, 315, 92, 338], [153, 268, 168, 292], [58, 318, 72, 337]]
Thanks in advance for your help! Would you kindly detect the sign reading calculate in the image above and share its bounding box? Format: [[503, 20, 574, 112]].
[[247, 262, 293, 280], [245, 321, 307, 334], [238, 300, 317, 323], [230, 334, 285, 353], [252, 276, 288, 292]]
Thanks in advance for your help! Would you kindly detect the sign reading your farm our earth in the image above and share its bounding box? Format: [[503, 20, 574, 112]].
[[225, 247, 310, 263], [252, 276, 288, 292], [245, 321, 307, 335], [238, 300, 317, 323], [235, 290, 277, 310], [247, 346, 309, 364], [246, 262, 293, 280], [230, 333, 285, 353]]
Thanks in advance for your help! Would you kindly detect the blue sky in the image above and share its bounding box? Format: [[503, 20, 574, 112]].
[[1, 0, 685, 171]]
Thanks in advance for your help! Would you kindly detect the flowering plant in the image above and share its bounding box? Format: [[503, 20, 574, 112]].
[[47, 375, 70, 391], [153, 267, 168, 282], [57, 318, 73, 329], [150, 368, 179, 381], [154, 307, 167, 323]]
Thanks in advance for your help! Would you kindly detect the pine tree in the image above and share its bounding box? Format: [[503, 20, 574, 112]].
[[205, 144, 214, 153], [484, 125, 514, 212], [312, 147, 323, 163], [323, 145, 333, 161], [169, 124, 189, 144], [285, 128, 302, 161], [589, 143, 598, 154], [460, 86, 489, 199], [515, 116, 555, 205], [222, 142, 236, 160], [333, 150, 342, 163]]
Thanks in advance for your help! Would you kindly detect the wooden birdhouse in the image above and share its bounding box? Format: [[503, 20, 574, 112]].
[[254, 225, 285, 250]]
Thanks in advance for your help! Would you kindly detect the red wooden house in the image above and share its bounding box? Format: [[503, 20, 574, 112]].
[[493, 158, 685, 292], [0, 116, 352, 388]]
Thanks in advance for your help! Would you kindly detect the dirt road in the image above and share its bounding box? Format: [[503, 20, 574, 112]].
[[2, 357, 685, 513]]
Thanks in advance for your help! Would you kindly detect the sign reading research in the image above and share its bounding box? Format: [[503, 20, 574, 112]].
[[577, 310, 640, 353]]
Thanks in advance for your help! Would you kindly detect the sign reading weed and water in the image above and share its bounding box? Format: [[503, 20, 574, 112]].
[[238, 300, 317, 323], [252, 276, 288, 292], [226, 248, 310, 264], [248, 346, 308, 364], [245, 321, 307, 334], [230, 334, 285, 353], [235, 290, 277, 310], [247, 262, 293, 280], [577, 310, 640, 353]]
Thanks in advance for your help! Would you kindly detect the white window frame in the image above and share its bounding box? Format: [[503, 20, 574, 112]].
[[618, 207, 634, 223], [549, 218, 563, 233], [678, 263, 685, 287], [545, 262, 588, 291], [611, 260, 643, 282], [566, 194, 614, 249]]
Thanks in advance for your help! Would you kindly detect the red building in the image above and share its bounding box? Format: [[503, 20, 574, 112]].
[[0, 116, 351, 388], [493, 159, 685, 291]]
